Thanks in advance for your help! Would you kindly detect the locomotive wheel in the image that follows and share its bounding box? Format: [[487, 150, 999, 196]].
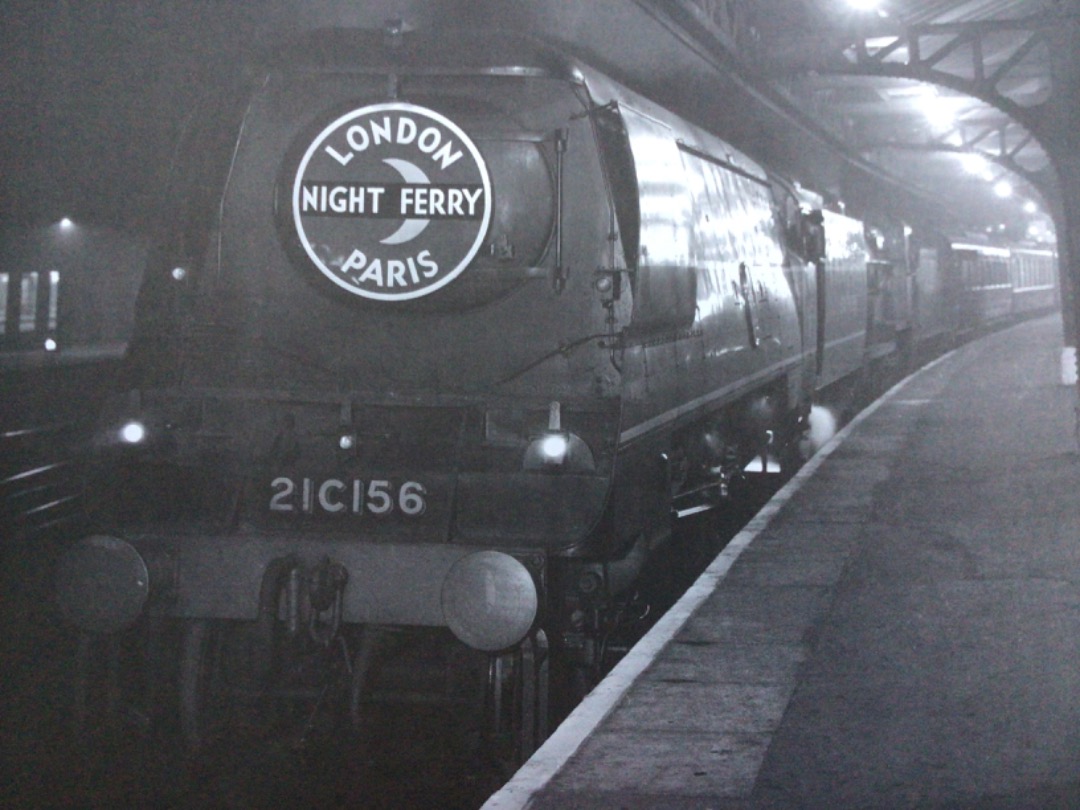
[[485, 630, 549, 774], [179, 619, 231, 750], [179, 618, 277, 749], [70, 622, 162, 744], [71, 631, 123, 740], [348, 624, 383, 737], [182, 617, 357, 752]]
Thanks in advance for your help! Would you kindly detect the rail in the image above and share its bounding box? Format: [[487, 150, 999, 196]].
[[1, 419, 90, 540], [0, 354, 122, 543]]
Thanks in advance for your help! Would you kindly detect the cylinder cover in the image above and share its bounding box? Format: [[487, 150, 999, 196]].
[[55, 535, 149, 634], [440, 550, 537, 652]]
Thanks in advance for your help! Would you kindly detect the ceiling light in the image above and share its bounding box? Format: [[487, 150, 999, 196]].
[[846, 0, 881, 10], [922, 95, 956, 130], [865, 36, 897, 49], [1023, 200, 1037, 214], [993, 180, 1013, 198], [958, 152, 995, 182], [959, 152, 987, 175]]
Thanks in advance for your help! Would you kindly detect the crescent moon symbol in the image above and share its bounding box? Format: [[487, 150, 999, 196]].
[[381, 158, 431, 245]]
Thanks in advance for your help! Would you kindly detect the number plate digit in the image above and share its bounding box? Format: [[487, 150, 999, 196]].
[[268, 477, 429, 518]]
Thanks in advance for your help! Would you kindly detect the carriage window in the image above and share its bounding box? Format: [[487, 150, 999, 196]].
[[0, 269, 60, 343], [47, 270, 60, 331], [0, 273, 7, 335], [19, 272, 38, 333]]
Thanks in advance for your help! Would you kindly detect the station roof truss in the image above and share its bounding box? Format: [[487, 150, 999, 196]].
[[657, 0, 1074, 241]]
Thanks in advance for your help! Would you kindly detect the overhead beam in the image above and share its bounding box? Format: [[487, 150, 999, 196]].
[[861, 141, 1048, 195], [627, 0, 966, 226], [758, 11, 1070, 134]]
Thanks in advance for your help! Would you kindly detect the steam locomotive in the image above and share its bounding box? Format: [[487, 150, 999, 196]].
[[54, 26, 1057, 760]]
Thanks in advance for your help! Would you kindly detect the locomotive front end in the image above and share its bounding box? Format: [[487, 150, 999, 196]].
[[57, 28, 625, 752]]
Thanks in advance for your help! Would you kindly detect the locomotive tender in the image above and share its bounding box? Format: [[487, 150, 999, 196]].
[[54, 26, 1056, 754]]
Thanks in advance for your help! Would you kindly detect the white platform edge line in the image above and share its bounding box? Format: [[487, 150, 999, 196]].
[[482, 348, 957, 810]]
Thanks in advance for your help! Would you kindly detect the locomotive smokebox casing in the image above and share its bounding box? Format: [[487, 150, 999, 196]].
[[440, 550, 537, 652], [55, 535, 149, 634]]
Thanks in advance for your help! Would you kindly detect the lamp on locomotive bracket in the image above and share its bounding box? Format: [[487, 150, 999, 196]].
[[593, 266, 624, 302], [337, 398, 358, 455], [522, 401, 596, 472]]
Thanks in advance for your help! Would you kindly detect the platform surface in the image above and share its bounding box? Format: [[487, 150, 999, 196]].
[[488, 313, 1080, 809]]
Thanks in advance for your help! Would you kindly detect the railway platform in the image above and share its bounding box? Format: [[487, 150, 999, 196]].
[[487, 312, 1080, 809]]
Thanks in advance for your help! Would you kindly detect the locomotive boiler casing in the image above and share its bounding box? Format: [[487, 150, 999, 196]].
[[573, 66, 811, 562]]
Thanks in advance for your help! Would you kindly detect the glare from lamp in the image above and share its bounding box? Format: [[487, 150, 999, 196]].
[[539, 433, 569, 462], [993, 180, 1013, 198], [921, 95, 955, 130], [523, 428, 595, 472], [120, 421, 147, 444], [959, 152, 987, 175]]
